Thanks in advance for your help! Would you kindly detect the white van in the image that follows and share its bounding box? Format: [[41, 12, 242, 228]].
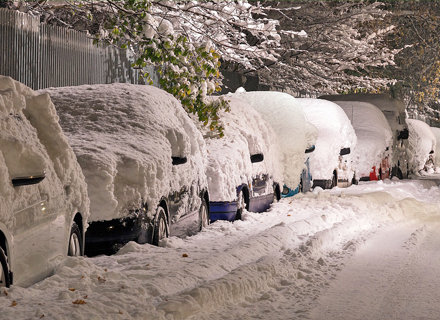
[[0, 76, 89, 287], [320, 94, 410, 179]]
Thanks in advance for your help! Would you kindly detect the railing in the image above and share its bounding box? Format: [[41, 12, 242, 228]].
[[0, 8, 143, 90]]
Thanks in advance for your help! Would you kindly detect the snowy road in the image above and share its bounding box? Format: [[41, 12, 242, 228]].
[[2, 178, 440, 320]]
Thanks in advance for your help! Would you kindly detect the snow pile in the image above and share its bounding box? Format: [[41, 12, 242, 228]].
[[1, 179, 440, 319], [228, 90, 318, 190], [297, 98, 357, 181], [42, 84, 207, 222], [0, 76, 89, 227], [407, 119, 436, 172], [201, 96, 283, 201], [431, 126, 440, 171], [334, 101, 393, 177]]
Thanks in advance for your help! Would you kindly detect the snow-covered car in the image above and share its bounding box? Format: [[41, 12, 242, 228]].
[[0, 76, 89, 287], [202, 96, 283, 221], [229, 90, 318, 197], [320, 94, 410, 179], [407, 119, 436, 174], [297, 98, 357, 189], [330, 101, 393, 181], [431, 126, 440, 170], [43, 84, 209, 256]]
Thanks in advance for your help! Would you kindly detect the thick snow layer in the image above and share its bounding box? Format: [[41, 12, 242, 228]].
[[297, 98, 357, 181], [0, 76, 89, 227], [407, 119, 436, 172], [431, 126, 440, 169], [332, 101, 393, 177], [228, 90, 318, 190], [201, 96, 283, 201], [41, 84, 207, 222], [2, 178, 440, 319]]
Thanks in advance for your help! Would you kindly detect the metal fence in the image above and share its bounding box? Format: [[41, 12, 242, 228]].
[[0, 8, 143, 90]]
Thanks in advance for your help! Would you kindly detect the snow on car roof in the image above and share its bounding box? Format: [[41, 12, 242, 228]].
[[407, 119, 436, 172], [332, 101, 393, 176], [0, 76, 89, 224], [228, 90, 318, 190], [42, 83, 207, 222], [201, 96, 283, 201], [297, 98, 357, 181]]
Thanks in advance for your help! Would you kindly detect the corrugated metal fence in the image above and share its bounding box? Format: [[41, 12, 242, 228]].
[[0, 8, 142, 90]]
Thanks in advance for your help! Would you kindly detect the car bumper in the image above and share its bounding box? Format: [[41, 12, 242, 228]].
[[85, 214, 153, 256], [209, 201, 238, 222]]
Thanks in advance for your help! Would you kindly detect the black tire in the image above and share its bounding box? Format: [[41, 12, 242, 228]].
[[0, 247, 11, 288], [331, 172, 337, 188], [199, 198, 209, 231], [68, 222, 83, 256], [235, 190, 246, 221], [152, 206, 168, 246]]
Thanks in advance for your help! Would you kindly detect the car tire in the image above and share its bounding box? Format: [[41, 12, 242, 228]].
[[331, 172, 337, 188], [235, 190, 246, 221], [152, 206, 168, 246], [0, 247, 11, 288], [199, 198, 209, 231], [68, 222, 83, 256]]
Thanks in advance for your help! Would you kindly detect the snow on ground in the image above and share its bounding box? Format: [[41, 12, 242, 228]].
[[2, 177, 440, 319], [431, 126, 440, 170]]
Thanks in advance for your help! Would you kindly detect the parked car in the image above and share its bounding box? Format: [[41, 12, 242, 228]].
[[407, 119, 436, 174], [202, 96, 283, 221], [330, 101, 393, 181], [297, 98, 357, 189], [43, 83, 209, 256], [229, 90, 318, 197], [431, 126, 440, 170], [0, 76, 89, 287], [319, 94, 410, 179]]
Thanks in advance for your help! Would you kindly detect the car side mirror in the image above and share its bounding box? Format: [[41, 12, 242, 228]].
[[397, 128, 409, 140], [172, 156, 187, 165], [12, 172, 46, 187], [250, 154, 264, 163], [305, 145, 315, 154], [340, 148, 351, 156]]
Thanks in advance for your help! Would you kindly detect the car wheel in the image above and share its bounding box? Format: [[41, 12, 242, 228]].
[[68, 222, 83, 256], [235, 190, 246, 221], [199, 198, 209, 231], [153, 206, 168, 246], [331, 172, 337, 188], [0, 247, 11, 288]]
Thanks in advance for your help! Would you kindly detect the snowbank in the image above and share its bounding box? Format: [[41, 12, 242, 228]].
[[228, 90, 317, 190], [333, 101, 393, 177], [201, 96, 283, 201], [41, 84, 207, 222], [407, 119, 436, 172], [297, 98, 357, 181], [0, 75, 89, 227]]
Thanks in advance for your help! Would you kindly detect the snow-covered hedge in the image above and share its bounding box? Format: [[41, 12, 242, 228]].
[[42, 84, 207, 222], [0, 75, 89, 227], [228, 90, 317, 190], [201, 96, 283, 202], [297, 98, 357, 182]]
